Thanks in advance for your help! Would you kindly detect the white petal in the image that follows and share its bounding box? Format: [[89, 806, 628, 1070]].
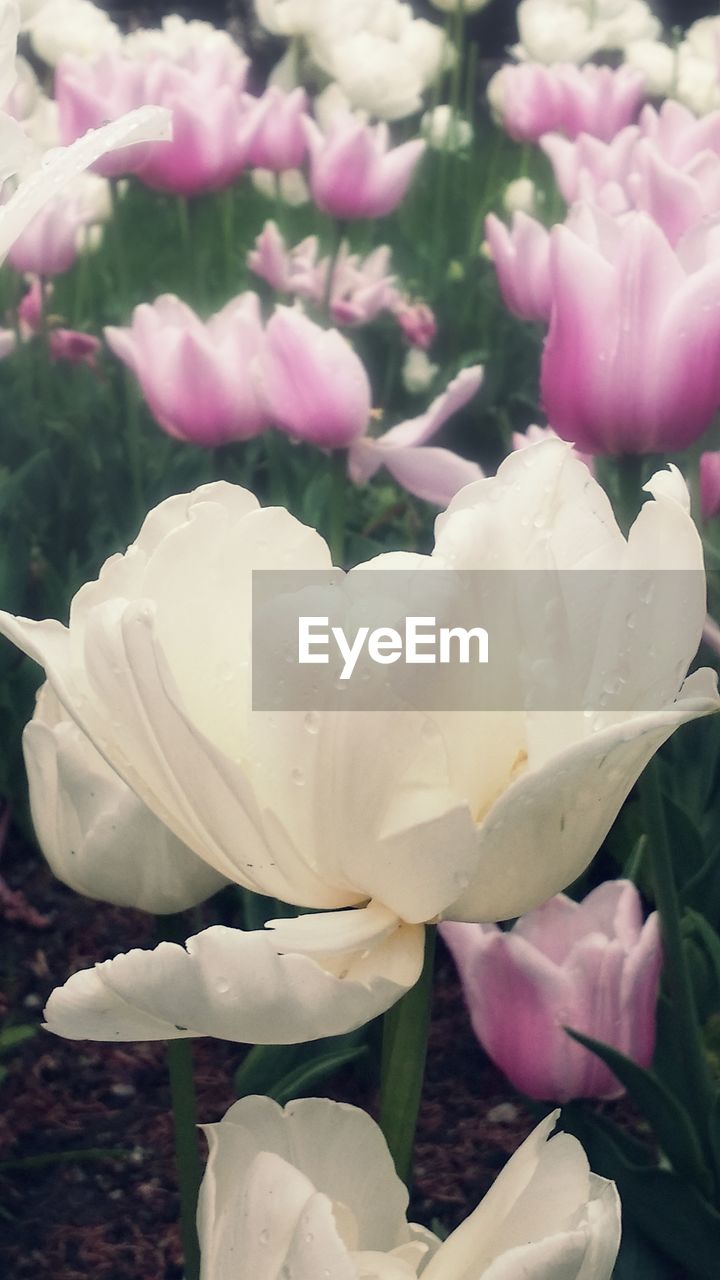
[[43, 905, 424, 1043], [0, 106, 171, 260], [201, 1095, 412, 1261], [448, 671, 719, 922]]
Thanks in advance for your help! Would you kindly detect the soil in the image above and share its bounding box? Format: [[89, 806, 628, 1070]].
[[0, 828, 612, 1278]]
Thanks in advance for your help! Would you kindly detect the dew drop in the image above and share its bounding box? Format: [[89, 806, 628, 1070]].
[[304, 710, 320, 735]]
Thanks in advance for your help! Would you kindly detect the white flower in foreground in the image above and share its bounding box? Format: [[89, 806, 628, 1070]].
[[24, 684, 226, 913], [198, 1098, 621, 1280], [0, 442, 716, 1046]]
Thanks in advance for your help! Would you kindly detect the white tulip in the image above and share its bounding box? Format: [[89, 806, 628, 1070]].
[[1, 443, 715, 1046], [402, 347, 438, 393], [123, 14, 241, 63], [251, 166, 310, 207], [24, 684, 226, 913], [198, 1098, 621, 1280], [26, 0, 121, 65], [623, 39, 676, 97], [515, 0, 660, 65], [430, 0, 490, 11], [502, 176, 539, 216], [310, 8, 447, 121], [254, 0, 324, 38], [421, 105, 473, 151]]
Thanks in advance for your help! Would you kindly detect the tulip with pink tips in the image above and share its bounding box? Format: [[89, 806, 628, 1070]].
[[441, 879, 662, 1103], [489, 61, 645, 145], [304, 114, 426, 220], [256, 306, 483, 504], [105, 293, 269, 447]]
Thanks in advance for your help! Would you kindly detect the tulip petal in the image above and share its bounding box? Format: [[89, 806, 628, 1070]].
[[448, 669, 719, 922], [424, 1112, 620, 1280], [382, 446, 484, 506], [201, 1095, 413, 1261], [0, 106, 171, 260], [43, 903, 424, 1043]]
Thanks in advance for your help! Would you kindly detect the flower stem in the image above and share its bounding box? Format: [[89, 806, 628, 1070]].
[[329, 449, 347, 567], [640, 760, 717, 1170], [612, 453, 645, 534], [379, 925, 436, 1185], [166, 1039, 202, 1280], [108, 180, 128, 308], [159, 915, 202, 1280], [322, 220, 346, 318]]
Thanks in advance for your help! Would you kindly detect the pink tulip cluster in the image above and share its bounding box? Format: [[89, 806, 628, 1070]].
[[56, 48, 251, 191], [105, 295, 482, 504], [542, 100, 720, 246], [490, 62, 645, 145], [248, 222, 436, 342], [56, 42, 425, 217], [442, 880, 662, 1103]]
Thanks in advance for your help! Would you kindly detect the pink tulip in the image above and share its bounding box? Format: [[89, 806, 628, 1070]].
[[49, 329, 101, 367], [541, 207, 720, 453], [485, 212, 552, 323], [247, 221, 320, 296], [105, 293, 268, 446], [56, 50, 250, 193], [18, 277, 44, 334], [328, 245, 398, 327], [492, 62, 644, 145], [255, 306, 372, 447], [7, 193, 95, 277], [392, 300, 437, 350], [541, 100, 720, 246], [56, 55, 155, 178], [512, 424, 594, 473], [304, 115, 425, 219], [348, 365, 483, 504], [241, 86, 309, 172], [248, 223, 399, 327], [441, 880, 662, 1103], [700, 451, 720, 521]]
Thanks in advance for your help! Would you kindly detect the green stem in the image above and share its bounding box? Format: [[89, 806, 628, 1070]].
[[322, 221, 346, 318], [167, 1039, 202, 1280], [123, 370, 144, 525], [329, 449, 347, 567], [612, 454, 645, 534], [379, 926, 436, 1185], [640, 761, 717, 1167], [108, 180, 128, 308], [159, 916, 202, 1280]]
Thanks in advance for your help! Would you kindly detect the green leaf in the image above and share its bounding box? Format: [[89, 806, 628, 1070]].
[[564, 1028, 711, 1192], [234, 1031, 368, 1105], [0, 1024, 37, 1058], [561, 1111, 720, 1280]]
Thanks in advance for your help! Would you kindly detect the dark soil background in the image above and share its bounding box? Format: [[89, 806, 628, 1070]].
[[0, 827, 543, 1280]]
